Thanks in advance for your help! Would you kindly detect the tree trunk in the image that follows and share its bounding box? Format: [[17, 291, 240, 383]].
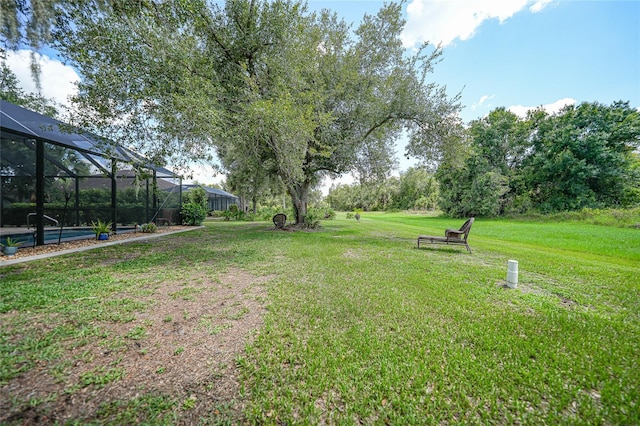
[[288, 182, 310, 225]]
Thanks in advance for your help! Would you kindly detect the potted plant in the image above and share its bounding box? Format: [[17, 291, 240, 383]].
[[1, 237, 23, 256], [91, 219, 112, 240]]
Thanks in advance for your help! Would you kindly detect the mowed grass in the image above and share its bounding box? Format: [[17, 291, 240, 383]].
[[1, 213, 639, 424]]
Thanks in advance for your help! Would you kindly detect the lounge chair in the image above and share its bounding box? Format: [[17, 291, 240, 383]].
[[417, 217, 474, 253]]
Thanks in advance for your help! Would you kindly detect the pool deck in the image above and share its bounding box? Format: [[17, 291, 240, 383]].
[[0, 226, 203, 267]]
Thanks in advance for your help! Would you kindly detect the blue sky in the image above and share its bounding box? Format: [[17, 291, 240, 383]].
[[309, 0, 639, 123]]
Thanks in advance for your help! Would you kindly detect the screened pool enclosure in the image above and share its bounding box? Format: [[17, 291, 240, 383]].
[[1, 100, 182, 246]]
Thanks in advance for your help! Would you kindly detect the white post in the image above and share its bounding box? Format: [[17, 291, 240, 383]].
[[507, 260, 519, 288]]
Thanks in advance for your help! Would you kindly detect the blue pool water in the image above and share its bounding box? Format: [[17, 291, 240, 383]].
[[1, 228, 96, 246]]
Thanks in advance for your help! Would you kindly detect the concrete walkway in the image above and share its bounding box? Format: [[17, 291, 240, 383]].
[[0, 227, 203, 267]]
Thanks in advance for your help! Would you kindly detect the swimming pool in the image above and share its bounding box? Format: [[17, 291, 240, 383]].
[[1, 227, 135, 246]]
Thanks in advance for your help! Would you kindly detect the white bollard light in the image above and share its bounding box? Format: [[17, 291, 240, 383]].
[[507, 260, 518, 288]]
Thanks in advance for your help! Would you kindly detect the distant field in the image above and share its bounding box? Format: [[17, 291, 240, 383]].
[[1, 213, 638, 424]]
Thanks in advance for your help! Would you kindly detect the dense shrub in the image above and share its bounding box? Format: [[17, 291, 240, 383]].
[[181, 202, 207, 225], [229, 204, 244, 220], [303, 209, 322, 229], [437, 102, 640, 217], [140, 222, 157, 233], [181, 187, 207, 226]]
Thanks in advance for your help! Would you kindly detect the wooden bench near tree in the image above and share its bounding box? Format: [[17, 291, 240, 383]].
[[417, 218, 475, 253]]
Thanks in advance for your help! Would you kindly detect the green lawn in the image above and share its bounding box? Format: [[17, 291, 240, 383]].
[[1, 213, 639, 424]]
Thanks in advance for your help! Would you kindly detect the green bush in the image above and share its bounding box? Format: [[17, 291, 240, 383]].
[[243, 212, 258, 221], [228, 204, 245, 220], [323, 208, 336, 220], [140, 222, 157, 233], [218, 205, 245, 221], [256, 206, 278, 221], [181, 187, 208, 226], [303, 209, 322, 229], [181, 203, 207, 226]]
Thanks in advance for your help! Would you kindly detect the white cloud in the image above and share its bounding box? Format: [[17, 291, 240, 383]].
[[478, 94, 492, 105], [529, 0, 553, 13], [508, 97, 576, 117], [472, 94, 495, 110], [402, 0, 552, 48], [4, 50, 80, 110]]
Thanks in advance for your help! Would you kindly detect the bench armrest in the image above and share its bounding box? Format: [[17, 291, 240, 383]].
[[445, 229, 465, 239]]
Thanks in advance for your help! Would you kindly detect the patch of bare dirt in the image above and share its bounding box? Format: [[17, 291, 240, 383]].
[[0, 267, 271, 424]]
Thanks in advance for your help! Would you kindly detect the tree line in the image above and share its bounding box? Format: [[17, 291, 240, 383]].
[[327, 102, 640, 216], [326, 167, 438, 212], [439, 102, 640, 217]]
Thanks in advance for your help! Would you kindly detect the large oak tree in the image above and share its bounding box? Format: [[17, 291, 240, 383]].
[[53, 0, 459, 223]]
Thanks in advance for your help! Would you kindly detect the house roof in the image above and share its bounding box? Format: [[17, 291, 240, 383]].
[[1, 100, 176, 178], [183, 184, 238, 199], [78, 170, 178, 191]]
